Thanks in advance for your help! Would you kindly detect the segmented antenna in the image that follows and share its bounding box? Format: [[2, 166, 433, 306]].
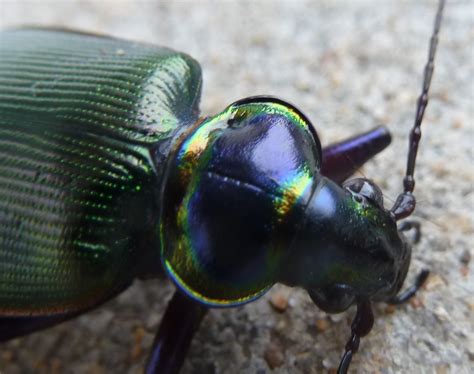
[[390, 0, 445, 220]]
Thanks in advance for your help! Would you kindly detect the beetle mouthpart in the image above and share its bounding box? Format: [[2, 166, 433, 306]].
[[307, 284, 356, 314]]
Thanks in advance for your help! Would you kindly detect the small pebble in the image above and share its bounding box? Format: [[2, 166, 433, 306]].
[[50, 358, 62, 374], [315, 318, 330, 333], [329, 313, 345, 323], [409, 296, 424, 309], [437, 89, 450, 103], [451, 118, 464, 129], [322, 357, 335, 369], [435, 364, 450, 374], [2, 350, 14, 362], [264, 342, 285, 369], [424, 273, 445, 291], [467, 301, 474, 312], [270, 292, 289, 313], [434, 306, 450, 322], [276, 319, 287, 331], [288, 296, 298, 308], [432, 163, 449, 177], [131, 326, 146, 361]]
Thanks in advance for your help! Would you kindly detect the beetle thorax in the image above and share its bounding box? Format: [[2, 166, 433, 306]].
[[159, 98, 322, 306]]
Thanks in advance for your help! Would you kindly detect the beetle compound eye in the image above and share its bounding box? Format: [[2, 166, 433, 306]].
[[343, 178, 384, 208]]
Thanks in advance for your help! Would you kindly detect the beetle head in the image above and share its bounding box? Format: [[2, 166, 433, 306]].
[[282, 176, 411, 313], [160, 97, 322, 306]]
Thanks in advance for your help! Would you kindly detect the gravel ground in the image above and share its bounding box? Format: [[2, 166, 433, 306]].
[[0, 1, 472, 373]]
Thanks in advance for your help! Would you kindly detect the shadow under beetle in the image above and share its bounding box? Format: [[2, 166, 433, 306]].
[[0, 1, 444, 372]]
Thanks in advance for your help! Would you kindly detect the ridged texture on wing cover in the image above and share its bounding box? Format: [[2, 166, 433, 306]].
[[0, 30, 202, 315]]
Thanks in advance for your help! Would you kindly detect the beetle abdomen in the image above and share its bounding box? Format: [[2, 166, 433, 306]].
[[0, 30, 202, 315]]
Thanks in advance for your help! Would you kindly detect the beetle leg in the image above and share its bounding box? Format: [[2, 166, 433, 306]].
[[337, 300, 374, 374], [398, 220, 422, 243], [145, 290, 208, 374], [387, 269, 430, 305], [321, 126, 391, 184]]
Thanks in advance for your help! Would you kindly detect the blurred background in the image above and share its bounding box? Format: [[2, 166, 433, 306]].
[[0, 1, 472, 373]]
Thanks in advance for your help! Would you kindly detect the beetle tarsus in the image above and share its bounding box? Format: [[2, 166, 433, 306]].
[[387, 269, 430, 305], [337, 300, 374, 374]]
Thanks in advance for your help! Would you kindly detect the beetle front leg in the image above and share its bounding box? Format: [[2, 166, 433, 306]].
[[387, 269, 430, 305], [337, 300, 374, 374], [388, 221, 429, 304], [145, 291, 208, 374], [322, 126, 391, 184]]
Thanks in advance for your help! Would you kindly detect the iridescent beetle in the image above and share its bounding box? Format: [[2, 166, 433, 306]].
[[0, 1, 444, 373]]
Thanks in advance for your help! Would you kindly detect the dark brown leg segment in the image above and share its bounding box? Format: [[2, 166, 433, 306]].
[[321, 126, 391, 184], [145, 291, 208, 374], [337, 300, 374, 374]]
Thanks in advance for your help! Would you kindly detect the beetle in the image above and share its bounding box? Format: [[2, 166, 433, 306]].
[[0, 1, 445, 373]]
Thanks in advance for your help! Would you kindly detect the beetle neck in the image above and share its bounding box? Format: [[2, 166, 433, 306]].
[[278, 176, 345, 288]]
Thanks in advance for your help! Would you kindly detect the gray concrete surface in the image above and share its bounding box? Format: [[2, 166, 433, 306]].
[[0, 1, 472, 373]]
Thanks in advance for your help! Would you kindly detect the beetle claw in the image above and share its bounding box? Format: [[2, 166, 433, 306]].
[[387, 269, 430, 305]]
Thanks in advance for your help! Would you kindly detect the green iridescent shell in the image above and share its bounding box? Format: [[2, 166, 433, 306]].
[[0, 29, 202, 315]]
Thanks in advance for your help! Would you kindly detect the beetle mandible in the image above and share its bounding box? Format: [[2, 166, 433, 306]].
[[0, 1, 445, 373]]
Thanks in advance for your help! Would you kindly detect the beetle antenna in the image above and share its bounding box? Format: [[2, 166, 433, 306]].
[[390, 0, 445, 220]]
